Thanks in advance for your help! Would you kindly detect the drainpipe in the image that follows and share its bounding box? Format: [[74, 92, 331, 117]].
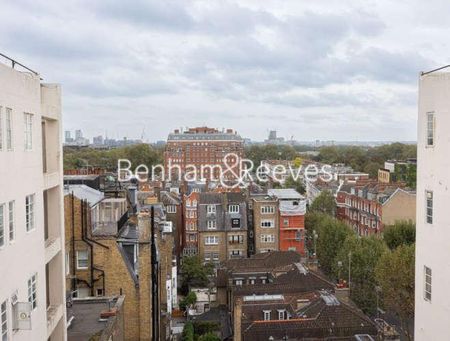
[[151, 206, 159, 340], [71, 193, 76, 292]]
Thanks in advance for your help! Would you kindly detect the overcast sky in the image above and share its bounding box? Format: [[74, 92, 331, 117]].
[[1, 0, 448, 142]]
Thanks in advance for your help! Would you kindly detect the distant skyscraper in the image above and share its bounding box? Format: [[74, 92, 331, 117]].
[[65, 130, 71, 143], [75, 129, 83, 140]]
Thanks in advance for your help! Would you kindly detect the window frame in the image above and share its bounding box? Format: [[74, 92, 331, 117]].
[[228, 204, 239, 213], [76, 250, 89, 270], [426, 190, 433, 224], [5, 108, 12, 151], [8, 201, 14, 242], [426, 112, 435, 147], [263, 310, 271, 321], [1, 300, 7, 341], [28, 273, 37, 310], [207, 220, 217, 230], [424, 266, 432, 302], [0, 204, 4, 247], [24, 112, 33, 151], [25, 194, 35, 232]]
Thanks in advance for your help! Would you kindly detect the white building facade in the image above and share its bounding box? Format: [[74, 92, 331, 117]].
[[415, 70, 450, 339], [0, 59, 66, 340]]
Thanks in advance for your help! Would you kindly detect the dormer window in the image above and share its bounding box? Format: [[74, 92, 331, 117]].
[[207, 205, 216, 214], [263, 310, 271, 321], [278, 309, 286, 320], [229, 204, 239, 213]]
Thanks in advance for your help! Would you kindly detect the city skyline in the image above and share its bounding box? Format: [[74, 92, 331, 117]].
[[1, 0, 448, 141]]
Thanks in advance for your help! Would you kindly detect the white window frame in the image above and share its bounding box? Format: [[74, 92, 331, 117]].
[[261, 219, 274, 228], [228, 204, 239, 213], [0, 204, 4, 247], [207, 205, 216, 214], [25, 194, 35, 232], [76, 250, 89, 270], [207, 220, 217, 230], [278, 309, 286, 320], [263, 310, 271, 321], [424, 266, 432, 302], [8, 201, 14, 242], [426, 190, 433, 224], [166, 205, 176, 214], [261, 206, 275, 214], [1, 300, 7, 341], [28, 273, 37, 309], [261, 234, 275, 243], [5, 108, 12, 151], [426, 112, 435, 147], [205, 236, 219, 245], [24, 113, 33, 151], [65, 252, 70, 276]]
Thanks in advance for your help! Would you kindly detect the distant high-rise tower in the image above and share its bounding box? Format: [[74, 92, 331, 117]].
[[75, 129, 83, 140], [268, 130, 277, 140], [65, 130, 71, 143]]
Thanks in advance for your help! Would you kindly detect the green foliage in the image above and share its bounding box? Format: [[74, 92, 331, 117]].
[[283, 176, 306, 194], [193, 321, 220, 336], [181, 256, 214, 294], [383, 221, 416, 250], [182, 322, 195, 341], [197, 333, 220, 341], [316, 143, 417, 185], [375, 244, 415, 336], [244, 144, 297, 166], [180, 291, 198, 311], [304, 211, 328, 256], [309, 190, 336, 216], [315, 216, 352, 274], [63, 144, 163, 171], [333, 236, 388, 314]]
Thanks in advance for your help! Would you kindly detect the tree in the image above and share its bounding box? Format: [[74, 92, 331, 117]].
[[198, 333, 221, 341], [333, 235, 388, 314], [182, 322, 194, 341], [180, 291, 197, 311], [375, 244, 415, 340], [383, 221, 415, 250], [193, 321, 220, 336], [315, 216, 352, 274], [181, 256, 214, 294], [283, 175, 306, 194], [309, 190, 336, 216], [304, 212, 329, 256]]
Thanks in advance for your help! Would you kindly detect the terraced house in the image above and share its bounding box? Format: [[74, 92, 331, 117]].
[[198, 192, 248, 265]]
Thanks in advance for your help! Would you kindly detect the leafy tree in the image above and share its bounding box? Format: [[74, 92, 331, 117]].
[[304, 212, 329, 256], [197, 333, 220, 341], [309, 190, 336, 216], [244, 144, 297, 166], [283, 175, 306, 194], [180, 291, 197, 311], [375, 244, 415, 340], [182, 322, 194, 341], [333, 235, 388, 314], [315, 216, 352, 274], [383, 221, 415, 250], [181, 256, 214, 294], [193, 321, 220, 336]]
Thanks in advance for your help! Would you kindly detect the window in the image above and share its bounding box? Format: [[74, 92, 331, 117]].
[[65, 252, 70, 276], [205, 236, 219, 245], [261, 234, 275, 243], [295, 230, 302, 241], [278, 309, 286, 320], [207, 220, 217, 229], [283, 218, 289, 226], [25, 194, 35, 231], [5, 108, 12, 151], [235, 279, 243, 286], [263, 310, 271, 321], [230, 250, 242, 258], [96, 289, 104, 296], [424, 266, 432, 301], [228, 204, 239, 213], [231, 218, 240, 228], [261, 206, 275, 214], [0, 204, 4, 247], [28, 273, 37, 309], [207, 205, 216, 214], [24, 113, 33, 150], [261, 219, 274, 228], [426, 112, 435, 146], [229, 235, 243, 244], [76, 250, 89, 269], [1, 300, 6, 341], [426, 191, 433, 224], [166, 205, 176, 214], [8, 201, 14, 242]]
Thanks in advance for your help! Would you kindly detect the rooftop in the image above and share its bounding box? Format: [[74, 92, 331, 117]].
[[268, 188, 304, 200], [64, 184, 104, 206]]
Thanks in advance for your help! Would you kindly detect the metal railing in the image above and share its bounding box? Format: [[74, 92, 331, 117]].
[[0, 52, 39, 75]]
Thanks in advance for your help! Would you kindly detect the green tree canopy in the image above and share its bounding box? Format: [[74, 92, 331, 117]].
[[315, 216, 352, 274], [182, 322, 194, 341], [197, 333, 221, 341], [181, 256, 214, 293], [180, 291, 197, 311], [383, 221, 415, 250], [333, 235, 388, 314], [309, 190, 336, 216], [375, 244, 415, 340], [283, 175, 306, 195]]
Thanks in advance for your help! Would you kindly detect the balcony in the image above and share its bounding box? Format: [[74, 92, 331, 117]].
[[47, 303, 63, 338], [45, 236, 61, 264], [43, 171, 60, 190]]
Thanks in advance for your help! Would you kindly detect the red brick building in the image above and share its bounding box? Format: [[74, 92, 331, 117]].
[[164, 127, 244, 182], [268, 189, 306, 256], [336, 180, 416, 236]]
